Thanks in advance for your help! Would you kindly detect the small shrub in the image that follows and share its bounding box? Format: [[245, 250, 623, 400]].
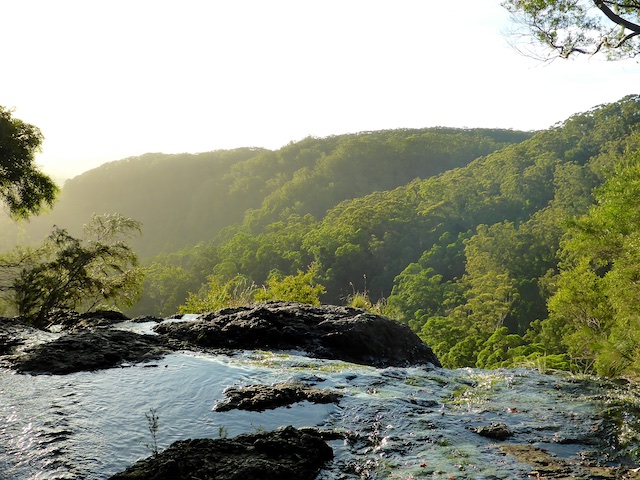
[[254, 262, 325, 305], [145, 408, 160, 457]]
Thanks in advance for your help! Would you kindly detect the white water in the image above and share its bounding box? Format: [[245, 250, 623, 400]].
[[1, 320, 637, 479]]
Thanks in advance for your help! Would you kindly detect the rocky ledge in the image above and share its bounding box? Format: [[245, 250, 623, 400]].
[[155, 302, 441, 368], [11, 329, 173, 374], [108, 426, 333, 480]]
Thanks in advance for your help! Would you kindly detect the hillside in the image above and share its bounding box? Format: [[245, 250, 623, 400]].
[[137, 95, 640, 376], [5, 96, 640, 376], [0, 128, 530, 258]]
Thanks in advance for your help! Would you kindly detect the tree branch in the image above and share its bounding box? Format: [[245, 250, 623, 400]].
[[594, 0, 640, 33]]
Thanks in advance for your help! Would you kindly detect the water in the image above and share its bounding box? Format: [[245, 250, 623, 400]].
[[1, 321, 639, 479]]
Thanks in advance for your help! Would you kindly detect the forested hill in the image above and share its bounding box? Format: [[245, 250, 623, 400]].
[[5, 96, 640, 376], [137, 95, 640, 377], [0, 128, 530, 257]]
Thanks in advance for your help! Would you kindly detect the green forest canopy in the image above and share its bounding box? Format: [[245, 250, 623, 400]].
[[139, 95, 640, 377], [0, 106, 58, 219], [5, 96, 640, 377]]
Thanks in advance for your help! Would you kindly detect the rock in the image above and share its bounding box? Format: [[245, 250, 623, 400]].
[[11, 329, 173, 374], [0, 317, 54, 358], [108, 426, 333, 480], [55, 310, 131, 331], [473, 422, 513, 440], [214, 382, 343, 412], [131, 316, 164, 324], [0, 334, 22, 356], [0, 318, 25, 355], [154, 302, 441, 368]]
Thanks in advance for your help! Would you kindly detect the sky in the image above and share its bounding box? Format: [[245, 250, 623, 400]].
[[2, 1, 640, 180]]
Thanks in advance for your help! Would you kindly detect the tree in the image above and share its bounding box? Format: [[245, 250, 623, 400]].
[[0, 107, 58, 218], [545, 152, 640, 376], [0, 214, 144, 327], [503, 0, 640, 59]]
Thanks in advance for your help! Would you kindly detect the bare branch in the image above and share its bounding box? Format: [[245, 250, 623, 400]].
[[595, 0, 640, 32]]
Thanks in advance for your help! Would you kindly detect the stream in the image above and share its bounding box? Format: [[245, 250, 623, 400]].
[[1, 320, 639, 479]]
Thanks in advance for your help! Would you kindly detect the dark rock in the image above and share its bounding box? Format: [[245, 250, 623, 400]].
[[11, 329, 173, 374], [473, 422, 513, 440], [131, 316, 164, 324], [154, 302, 441, 368], [0, 317, 46, 357], [108, 426, 333, 480], [0, 335, 22, 355], [214, 382, 343, 412], [0, 318, 24, 355], [55, 310, 131, 331], [79, 310, 129, 321]]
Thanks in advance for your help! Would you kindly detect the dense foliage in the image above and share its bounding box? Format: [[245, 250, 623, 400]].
[[543, 156, 640, 377], [6, 96, 640, 378], [127, 128, 530, 315], [0, 107, 58, 219], [137, 95, 640, 377], [0, 214, 144, 327], [0, 128, 528, 257]]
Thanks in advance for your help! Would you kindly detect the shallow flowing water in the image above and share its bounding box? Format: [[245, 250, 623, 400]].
[[1, 320, 639, 479]]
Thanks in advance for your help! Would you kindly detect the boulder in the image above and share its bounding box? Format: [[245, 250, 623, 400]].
[[11, 329, 173, 374], [154, 302, 441, 368], [108, 426, 333, 480]]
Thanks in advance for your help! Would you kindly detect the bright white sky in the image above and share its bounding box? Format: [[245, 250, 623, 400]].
[[2, 0, 639, 179]]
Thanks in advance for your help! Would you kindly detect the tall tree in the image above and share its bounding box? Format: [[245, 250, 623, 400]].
[[0, 107, 58, 218], [503, 0, 640, 59]]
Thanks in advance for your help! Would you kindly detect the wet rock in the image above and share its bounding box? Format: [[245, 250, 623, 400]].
[[214, 382, 343, 412], [154, 301, 441, 368], [473, 422, 513, 440], [0, 317, 50, 357], [0, 334, 22, 356], [11, 329, 173, 374], [108, 426, 333, 480], [0, 318, 26, 355]]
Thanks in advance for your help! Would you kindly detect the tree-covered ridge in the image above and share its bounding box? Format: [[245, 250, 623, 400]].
[[0, 127, 528, 259], [240, 128, 533, 231], [139, 95, 640, 377], [6, 96, 640, 377], [394, 95, 640, 372]]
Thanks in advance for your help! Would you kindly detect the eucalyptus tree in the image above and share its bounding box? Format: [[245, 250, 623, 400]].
[[503, 0, 640, 59]]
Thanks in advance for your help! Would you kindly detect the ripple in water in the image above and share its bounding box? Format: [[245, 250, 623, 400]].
[[1, 347, 639, 479]]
